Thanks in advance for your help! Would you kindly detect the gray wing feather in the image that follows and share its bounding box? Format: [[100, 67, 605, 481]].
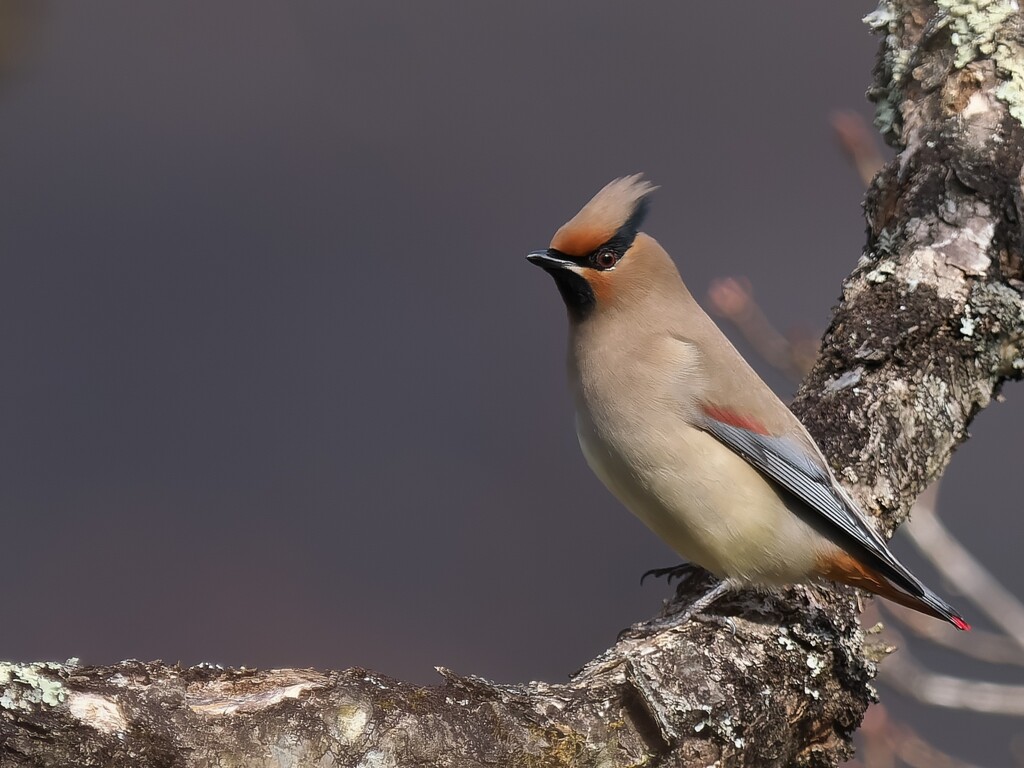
[[699, 417, 930, 594]]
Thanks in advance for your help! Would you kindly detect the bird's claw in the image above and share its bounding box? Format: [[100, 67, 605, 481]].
[[640, 562, 701, 586]]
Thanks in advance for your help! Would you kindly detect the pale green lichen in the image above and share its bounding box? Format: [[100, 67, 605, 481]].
[[334, 699, 372, 745], [776, 627, 798, 651], [968, 281, 1024, 372], [939, 0, 1017, 67], [806, 653, 825, 678], [867, 261, 897, 283], [961, 305, 977, 336], [709, 713, 749, 754], [875, 227, 900, 257], [0, 661, 68, 711], [936, 0, 1024, 123], [868, 0, 1024, 133], [695, 708, 746, 750], [865, 1, 910, 139]]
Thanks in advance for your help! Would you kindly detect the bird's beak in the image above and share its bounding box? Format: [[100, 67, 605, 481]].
[[526, 250, 574, 271]]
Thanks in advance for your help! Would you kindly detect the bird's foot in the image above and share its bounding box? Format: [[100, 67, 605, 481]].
[[643, 577, 740, 636], [682, 612, 738, 636], [640, 561, 703, 586], [674, 578, 734, 622], [619, 579, 739, 641]]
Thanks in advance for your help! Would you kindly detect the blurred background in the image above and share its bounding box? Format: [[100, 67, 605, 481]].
[[1, 2, 1021, 764]]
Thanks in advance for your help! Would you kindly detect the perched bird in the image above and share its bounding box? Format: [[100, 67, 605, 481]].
[[526, 175, 969, 630]]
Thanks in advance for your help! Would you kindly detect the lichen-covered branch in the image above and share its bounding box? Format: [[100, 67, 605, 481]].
[[798, 0, 1024, 531], [0, 601, 871, 768], [3, 2, 1023, 766]]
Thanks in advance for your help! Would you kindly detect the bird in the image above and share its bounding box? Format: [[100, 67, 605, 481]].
[[526, 174, 969, 631]]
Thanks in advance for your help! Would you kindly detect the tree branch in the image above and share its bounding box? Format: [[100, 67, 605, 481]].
[[3, 2, 1023, 765]]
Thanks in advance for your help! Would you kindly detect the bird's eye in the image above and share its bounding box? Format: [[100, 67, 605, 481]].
[[592, 250, 619, 270]]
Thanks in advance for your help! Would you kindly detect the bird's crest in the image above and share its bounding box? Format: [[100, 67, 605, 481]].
[[550, 175, 657, 258]]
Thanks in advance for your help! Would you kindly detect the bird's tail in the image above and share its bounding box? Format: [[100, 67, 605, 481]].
[[816, 550, 970, 631]]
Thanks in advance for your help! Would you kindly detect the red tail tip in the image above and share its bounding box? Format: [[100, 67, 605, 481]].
[[951, 616, 971, 631]]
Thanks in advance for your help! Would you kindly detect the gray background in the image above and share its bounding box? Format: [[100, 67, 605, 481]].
[[2, 3, 1021, 763]]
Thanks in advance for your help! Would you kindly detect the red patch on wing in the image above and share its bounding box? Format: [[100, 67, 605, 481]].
[[701, 405, 769, 435]]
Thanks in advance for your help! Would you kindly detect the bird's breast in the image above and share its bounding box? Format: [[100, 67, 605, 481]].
[[572, 390, 825, 583]]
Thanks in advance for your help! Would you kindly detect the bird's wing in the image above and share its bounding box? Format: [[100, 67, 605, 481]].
[[696, 406, 929, 596]]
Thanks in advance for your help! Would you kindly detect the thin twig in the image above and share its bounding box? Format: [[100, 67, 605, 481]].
[[881, 601, 1024, 666], [886, 717, 988, 768], [878, 626, 1024, 716], [830, 110, 886, 186], [905, 502, 1024, 653], [707, 277, 817, 379], [858, 703, 989, 768]]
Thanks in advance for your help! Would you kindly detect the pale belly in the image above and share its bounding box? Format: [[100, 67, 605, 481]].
[[575, 410, 825, 584]]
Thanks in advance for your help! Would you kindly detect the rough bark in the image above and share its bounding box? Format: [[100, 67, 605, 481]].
[[3, 2, 1023, 766]]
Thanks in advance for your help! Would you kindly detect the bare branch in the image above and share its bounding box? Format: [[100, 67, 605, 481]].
[[708, 277, 818, 379], [881, 601, 1024, 666], [857, 704, 987, 768], [905, 497, 1024, 652], [878, 634, 1024, 716], [831, 111, 887, 187]]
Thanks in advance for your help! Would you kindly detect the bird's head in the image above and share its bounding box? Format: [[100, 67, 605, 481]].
[[527, 175, 676, 322]]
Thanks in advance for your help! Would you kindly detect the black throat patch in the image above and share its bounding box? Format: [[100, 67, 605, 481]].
[[548, 268, 595, 322]]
